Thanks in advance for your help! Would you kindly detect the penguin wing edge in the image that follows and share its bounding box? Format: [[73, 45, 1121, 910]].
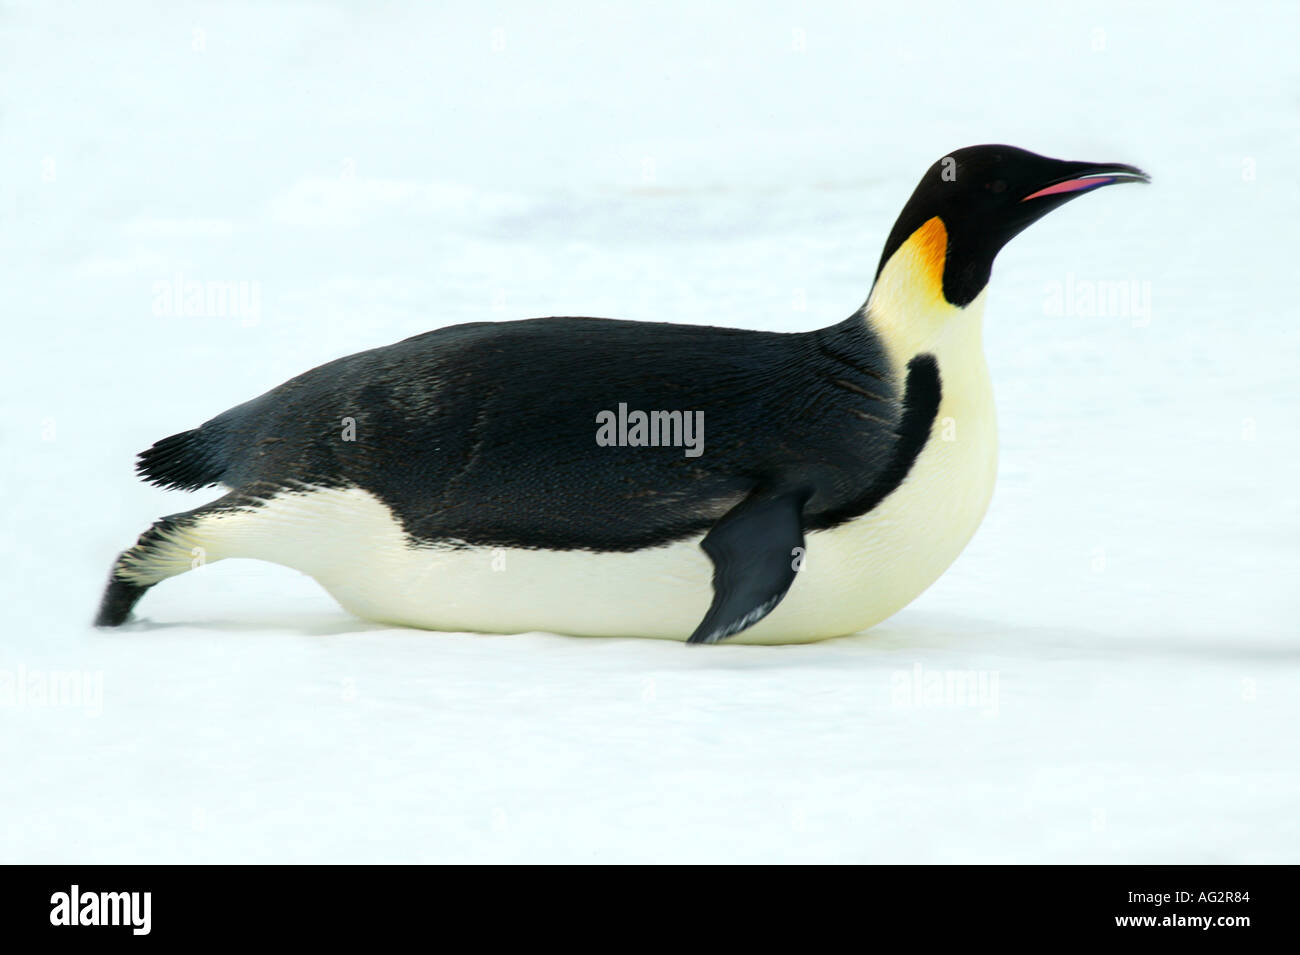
[[686, 489, 810, 645]]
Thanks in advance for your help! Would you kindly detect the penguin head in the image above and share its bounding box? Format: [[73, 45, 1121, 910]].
[[874, 145, 1149, 308]]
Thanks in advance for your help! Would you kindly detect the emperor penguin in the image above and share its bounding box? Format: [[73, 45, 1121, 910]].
[[95, 145, 1148, 644]]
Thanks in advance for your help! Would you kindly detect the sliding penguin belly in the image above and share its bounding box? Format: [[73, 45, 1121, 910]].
[[98, 143, 1149, 642], [106, 312, 963, 643]]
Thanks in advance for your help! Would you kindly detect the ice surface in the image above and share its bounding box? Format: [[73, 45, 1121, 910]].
[[1, 0, 1296, 862]]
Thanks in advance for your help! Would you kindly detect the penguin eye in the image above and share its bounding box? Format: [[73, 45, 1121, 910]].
[[989, 179, 1007, 194]]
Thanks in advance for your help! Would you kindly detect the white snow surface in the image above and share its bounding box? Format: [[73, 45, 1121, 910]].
[[1, 1, 1297, 863]]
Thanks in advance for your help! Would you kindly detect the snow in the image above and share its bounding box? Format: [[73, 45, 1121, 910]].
[[2, 0, 1297, 862]]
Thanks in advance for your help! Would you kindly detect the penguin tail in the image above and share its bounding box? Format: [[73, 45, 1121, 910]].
[[135, 425, 227, 491]]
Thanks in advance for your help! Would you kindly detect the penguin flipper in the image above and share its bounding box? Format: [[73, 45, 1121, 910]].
[[687, 489, 809, 644]]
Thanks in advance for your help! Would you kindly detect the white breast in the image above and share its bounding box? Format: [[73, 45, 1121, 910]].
[[770, 289, 998, 641]]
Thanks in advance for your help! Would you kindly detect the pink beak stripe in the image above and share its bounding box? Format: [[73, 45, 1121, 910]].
[[1021, 176, 1116, 201]]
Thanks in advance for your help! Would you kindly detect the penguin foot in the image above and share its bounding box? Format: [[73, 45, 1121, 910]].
[[94, 577, 149, 628]]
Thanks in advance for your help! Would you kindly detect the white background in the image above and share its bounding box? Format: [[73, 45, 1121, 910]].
[[1, 0, 1296, 862]]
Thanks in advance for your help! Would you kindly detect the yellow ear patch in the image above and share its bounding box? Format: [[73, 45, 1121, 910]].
[[866, 213, 962, 357], [905, 216, 948, 303]]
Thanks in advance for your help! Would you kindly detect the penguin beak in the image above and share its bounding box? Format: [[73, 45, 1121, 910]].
[[1021, 162, 1151, 202]]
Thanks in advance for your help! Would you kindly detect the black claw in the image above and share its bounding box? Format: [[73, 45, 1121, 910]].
[[94, 575, 149, 627]]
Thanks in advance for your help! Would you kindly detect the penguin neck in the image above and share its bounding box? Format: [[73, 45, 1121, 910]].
[[861, 215, 988, 369]]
